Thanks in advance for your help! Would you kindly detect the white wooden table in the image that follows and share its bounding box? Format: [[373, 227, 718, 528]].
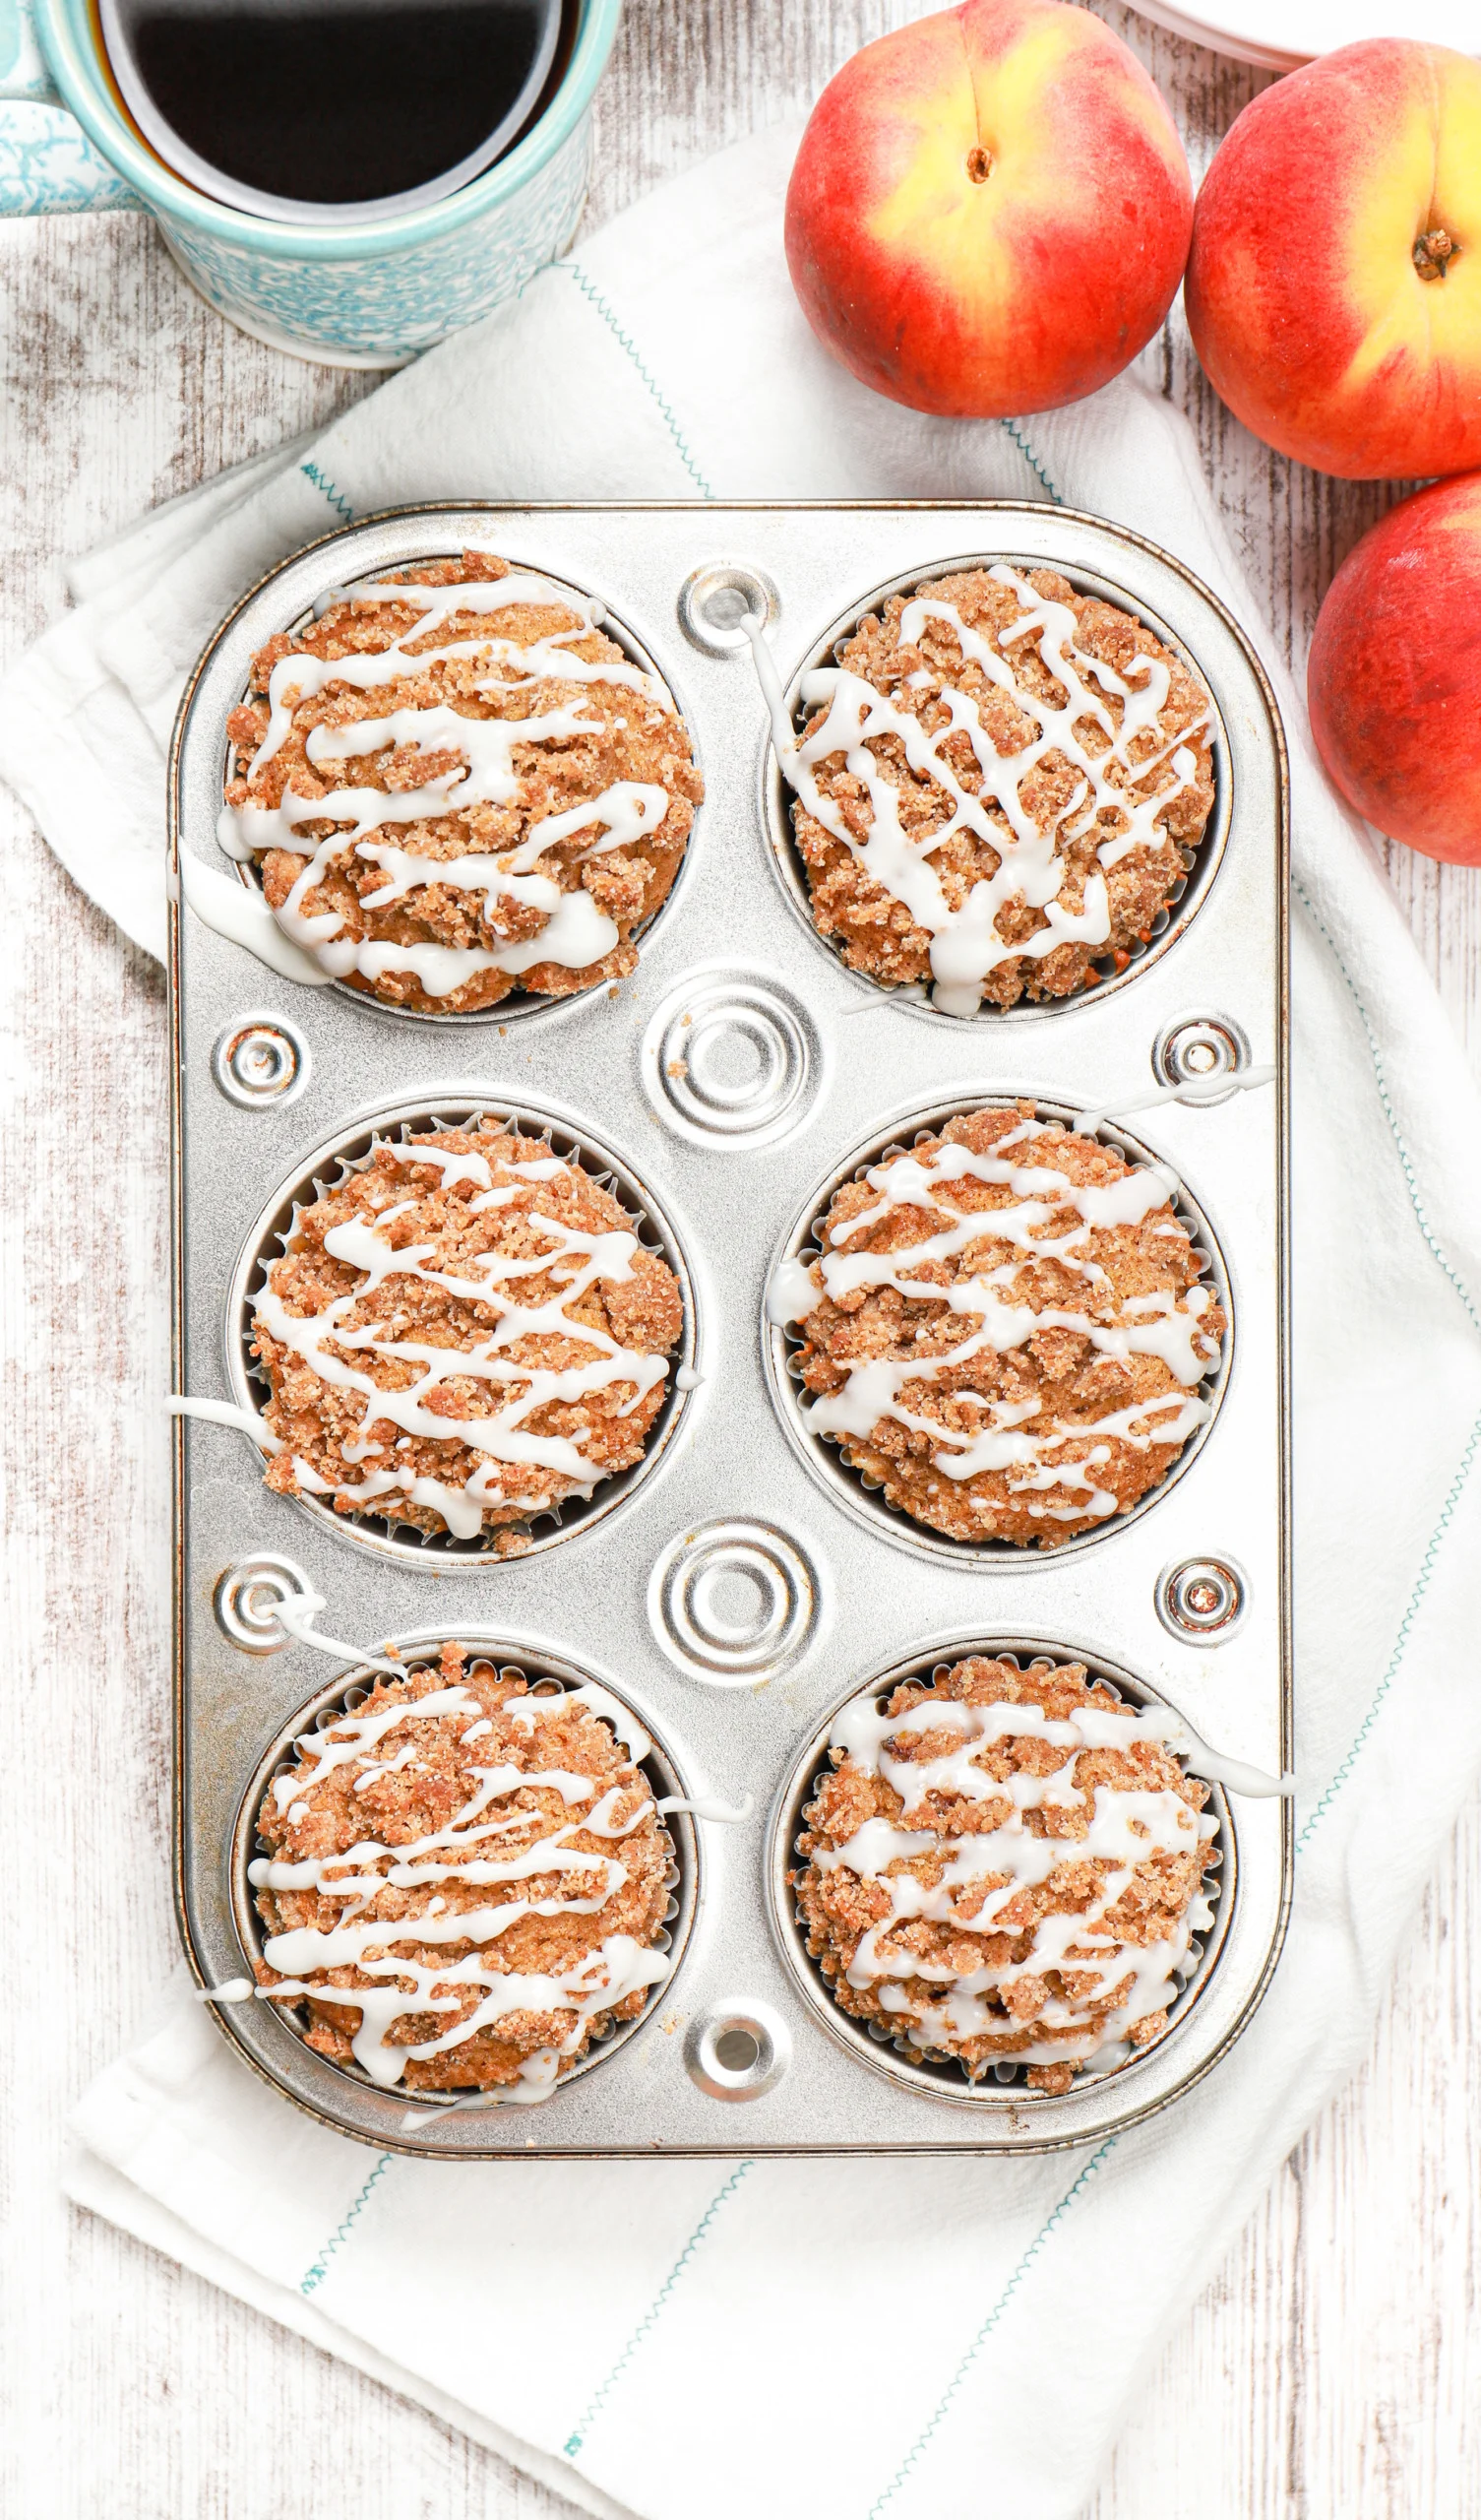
[[4, 5, 1479, 2511]]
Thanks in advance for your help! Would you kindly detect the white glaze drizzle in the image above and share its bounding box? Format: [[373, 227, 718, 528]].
[[816, 1683, 1218, 2066], [653, 1792, 754, 1823], [750, 566, 1208, 1017], [166, 1393, 280, 1448], [254, 1679, 672, 2091], [255, 1144, 671, 1540], [271, 1589, 409, 1680], [770, 1119, 1219, 1527], [1159, 1723, 1294, 1798], [165, 1394, 353, 1515], [766, 1256, 823, 1327], [501, 1680, 653, 1763], [251, 576, 668, 773], [399, 2086, 553, 2126], [220, 571, 677, 997], [1077, 1063, 1276, 1133], [177, 848, 334, 986]]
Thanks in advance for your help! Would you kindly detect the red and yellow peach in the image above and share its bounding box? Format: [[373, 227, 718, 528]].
[[784, 0, 1193, 420], [1187, 41, 1481, 481], [1308, 472, 1481, 862]]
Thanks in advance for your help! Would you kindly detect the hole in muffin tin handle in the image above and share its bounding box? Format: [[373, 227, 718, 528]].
[[212, 1014, 309, 1107], [1156, 1555, 1249, 1645], [213, 1552, 407, 1676], [684, 2000, 791, 2101], [678, 563, 779, 658]]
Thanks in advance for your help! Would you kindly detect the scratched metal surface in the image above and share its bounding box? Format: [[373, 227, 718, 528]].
[[168, 498, 1291, 2158]]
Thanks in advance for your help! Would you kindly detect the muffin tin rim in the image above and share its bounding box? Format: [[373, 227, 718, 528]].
[[761, 1088, 1237, 1568], [220, 1084, 702, 1568]]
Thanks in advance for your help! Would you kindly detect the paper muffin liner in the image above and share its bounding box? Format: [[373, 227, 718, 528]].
[[218, 550, 700, 1027], [225, 1093, 699, 1564], [230, 1637, 696, 2106], [764, 1092, 1233, 1566], [768, 1641, 1233, 2107]]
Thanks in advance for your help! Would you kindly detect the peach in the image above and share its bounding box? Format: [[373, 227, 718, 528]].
[[1186, 42, 1481, 481], [1308, 473, 1481, 863], [783, 0, 1193, 420]]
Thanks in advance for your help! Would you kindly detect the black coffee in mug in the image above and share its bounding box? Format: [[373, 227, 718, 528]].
[[97, 0, 572, 224]]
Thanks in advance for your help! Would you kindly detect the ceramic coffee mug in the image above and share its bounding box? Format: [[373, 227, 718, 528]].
[[33, 0, 621, 366]]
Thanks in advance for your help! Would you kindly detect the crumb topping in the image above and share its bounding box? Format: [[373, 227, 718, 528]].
[[253, 1123, 683, 1544], [221, 549, 703, 1013], [252, 1643, 675, 2094], [793, 1656, 1218, 2092], [778, 564, 1214, 1011], [773, 1103, 1224, 1546]]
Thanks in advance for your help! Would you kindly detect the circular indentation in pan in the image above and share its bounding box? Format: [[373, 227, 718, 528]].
[[760, 550, 1231, 1025], [214, 1551, 315, 1653], [1156, 1555, 1249, 1644], [769, 1641, 1233, 2109], [219, 554, 700, 1026], [641, 968, 819, 1148], [763, 1093, 1233, 1566], [231, 1636, 697, 2108], [648, 1517, 819, 1682], [677, 561, 780, 658], [1152, 1014, 1252, 1102], [212, 1013, 309, 1105], [683, 1998, 791, 2100], [225, 1094, 698, 1566]]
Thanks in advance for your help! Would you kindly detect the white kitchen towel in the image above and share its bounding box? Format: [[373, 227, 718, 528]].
[[10, 125, 1481, 2520]]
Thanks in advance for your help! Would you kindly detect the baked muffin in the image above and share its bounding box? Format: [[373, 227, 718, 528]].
[[251, 1644, 675, 2094], [774, 1103, 1223, 1546], [219, 549, 703, 1013], [792, 1655, 1219, 2093], [777, 563, 1213, 1013], [252, 1123, 683, 1548]]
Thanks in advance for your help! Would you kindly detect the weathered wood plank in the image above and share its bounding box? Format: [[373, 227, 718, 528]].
[[2, 6, 1477, 2514]]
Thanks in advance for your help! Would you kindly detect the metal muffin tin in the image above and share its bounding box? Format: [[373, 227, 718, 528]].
[[168, 501, 1290, 2158]]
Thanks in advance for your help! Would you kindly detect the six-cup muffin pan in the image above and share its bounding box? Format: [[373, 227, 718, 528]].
[[167, 501, 1290, 2157]]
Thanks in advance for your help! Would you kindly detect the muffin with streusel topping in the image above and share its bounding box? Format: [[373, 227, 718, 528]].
[[221, 548, 702, 1014], [252, 1644, 676, 2094], [791, 1654, 1219, 2093], [773, 1102, 1224, 1545], [252, 1122, 683, 1550], [775, 563, 1213, 1013]]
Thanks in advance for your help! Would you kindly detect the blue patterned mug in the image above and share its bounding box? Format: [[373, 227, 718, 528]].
[[32, 0, 621, 365]]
